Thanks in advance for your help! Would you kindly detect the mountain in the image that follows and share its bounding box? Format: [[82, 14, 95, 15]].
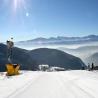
[[29, 48, 86, 70], [58, 46, 98, 60], [0, 44, 37, 72], [70, 46, 98, 52], [85, 53, 98, 68], [15, 35, 98, 46], [0, 44, 86, 71], [58, 46, 98, 52]]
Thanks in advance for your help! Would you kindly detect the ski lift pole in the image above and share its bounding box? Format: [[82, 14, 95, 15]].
[[6, 38, 14, 63]]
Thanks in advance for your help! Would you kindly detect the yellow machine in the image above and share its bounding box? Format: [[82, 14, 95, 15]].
[[6, 38, 20, 76], [6, 64, 20, 76]]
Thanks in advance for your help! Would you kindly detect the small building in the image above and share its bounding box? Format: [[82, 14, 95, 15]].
[[49, 67, 65, 71], [39, 64, 49, 71]]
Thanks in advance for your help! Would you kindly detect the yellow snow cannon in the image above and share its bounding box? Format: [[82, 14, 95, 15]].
[[6, 64, 20, 76], [6, 38, 20, 76]]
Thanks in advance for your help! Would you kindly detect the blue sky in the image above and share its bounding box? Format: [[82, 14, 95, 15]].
[[0, 0, 98, 41]]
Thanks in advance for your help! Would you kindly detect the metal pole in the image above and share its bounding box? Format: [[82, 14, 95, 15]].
[[6, 38, 14, 63]]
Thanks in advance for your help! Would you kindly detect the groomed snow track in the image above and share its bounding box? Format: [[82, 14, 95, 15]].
[[0, 70, 98, 98]]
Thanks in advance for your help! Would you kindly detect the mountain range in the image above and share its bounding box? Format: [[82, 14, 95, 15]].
[[58, 45, 98, 61], [0, 43, 86, 71], [16, 35, 98, 46]]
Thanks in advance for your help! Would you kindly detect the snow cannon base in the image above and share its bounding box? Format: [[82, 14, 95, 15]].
[[6, 64, 20, 76]]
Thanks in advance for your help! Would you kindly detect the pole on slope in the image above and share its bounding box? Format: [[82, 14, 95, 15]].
[[6, 38, 14, 63]]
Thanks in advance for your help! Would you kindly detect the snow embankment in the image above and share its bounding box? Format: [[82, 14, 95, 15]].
[[0, 70, 98, 98]]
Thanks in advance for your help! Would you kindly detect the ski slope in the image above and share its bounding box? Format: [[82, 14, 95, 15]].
[[0, 70, 98, 98]]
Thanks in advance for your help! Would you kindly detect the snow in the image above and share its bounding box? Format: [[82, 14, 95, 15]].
[[0, 70, 98, 98]]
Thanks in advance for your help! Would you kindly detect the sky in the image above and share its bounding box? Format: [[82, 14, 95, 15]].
[[0, 0, 98, 42]]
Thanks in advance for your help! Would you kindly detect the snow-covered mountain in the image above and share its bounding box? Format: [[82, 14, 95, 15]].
[[16, 35, 98, 46]]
